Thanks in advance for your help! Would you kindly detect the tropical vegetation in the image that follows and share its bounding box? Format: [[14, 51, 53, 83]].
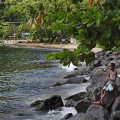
[[0, 0, 120, 66]]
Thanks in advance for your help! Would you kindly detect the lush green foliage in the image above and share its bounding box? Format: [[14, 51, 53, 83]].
[[1, 0, 120, 66], [46, 45, 95, 66], [46, 0, 120, 66], [2, 0, 37, 22]]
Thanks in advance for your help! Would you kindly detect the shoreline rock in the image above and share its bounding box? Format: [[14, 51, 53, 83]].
[[86, 104, 110, 120], [31, 95, 64, 111], [63, 76, 87, 84], [67, 113, 97, 120], [63, 51, 120, 120], [60, 113, 73, 120], [30, 51, 120, 120]]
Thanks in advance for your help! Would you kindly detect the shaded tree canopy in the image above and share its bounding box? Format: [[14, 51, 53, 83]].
[[1, 0, 120, 66]]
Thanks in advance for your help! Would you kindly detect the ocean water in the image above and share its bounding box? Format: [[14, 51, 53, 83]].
[[0, 46, 89, 120]]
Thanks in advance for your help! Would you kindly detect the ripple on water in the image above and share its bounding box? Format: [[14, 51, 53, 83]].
[[0, 46, 88, 120]]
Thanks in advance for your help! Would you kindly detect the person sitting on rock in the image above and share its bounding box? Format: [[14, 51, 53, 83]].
[[94, 63, 117, 105]]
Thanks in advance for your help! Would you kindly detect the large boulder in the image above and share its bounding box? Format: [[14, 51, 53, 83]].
[[109, 111, 120, 120], [116, 68, 120, 74], [65, 92, 89, 101], [112, 51, 120, 55], [35, 95, 64, 111], [100, 60, 109, 66], [97, 66, 108, 72], [86, 83, 119, 109], [65, 92, 90, 109], [86, 83, 103, 102], [86, 104, 110, 120], [111, 96, 120, 113], [30, 100, 43, 107], [64, 76, 87, 84], [60, 113, 73, 120], [65, 99, 76, 107], [102, 85, 119, 110], [98, 51, 113, 57], [53, 82, 62, 87], [67, 113, 97, 120], [116, 62, 120, 69], [85, 59, 102, 73], [93, 60, 101, 67], [86, 65, 95, 73], [64, 74, 76, 79], [116, 69, 120, 91], [86, 68, 117, 102], [63, 70, 83, 79], [95, 51, 107, 59], [89, 68, 107, 86], [74, 99, 92, 113], [106, 56, 114, 61], [86, 65, 119, 106]]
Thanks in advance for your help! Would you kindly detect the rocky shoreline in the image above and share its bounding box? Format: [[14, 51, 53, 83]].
[[30, 50, 120, 120]]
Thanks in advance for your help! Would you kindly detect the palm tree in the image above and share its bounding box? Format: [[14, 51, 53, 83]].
[[88, 0, 104, 8], [35, 2, 45, 26], [28, 5, 36, 27]]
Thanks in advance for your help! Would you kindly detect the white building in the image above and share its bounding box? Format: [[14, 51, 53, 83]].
[[70, 37, 76, 44]]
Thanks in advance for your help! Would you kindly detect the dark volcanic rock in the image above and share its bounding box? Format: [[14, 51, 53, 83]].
[[60, 113, 73, 120], [90, 68, 107, 77], [67, 113, 97, 120], [17, 113, 25, 116], [86, 104, 110, 120], [117, 69, 120, 75], [86, 83, 119, 109], [102, 85, 119, 110], [100, 60, 109, 66], [86, 65, 95, 73], [86, 81, 106, 102], [97, 66, 108, 72], [106, 57, 114, 61], [86, 84, 101, 102], [86, 68, 108, 102], [65, 92, 90, 109], [109, 111, 120, 120], [86, 63, 119, 105], [93, 60, 101, 67], [111, 96, 120, 112], [116, 74, 120, 92], [89, 68, 107, 87], [53, 82, 62, 87], [64, 71, 83, 79], [30, 100, 43, 107], [64, 76, 87, 84], [64, 74, 76, 79], [65, 92, 89, 101], [112, 52, 120, 55], [74, 99, 92, 113], [65, 99, 76, 107], [115, 61, 120, 68], [36, 95, 64, 111], [116, 77, 120, 88]]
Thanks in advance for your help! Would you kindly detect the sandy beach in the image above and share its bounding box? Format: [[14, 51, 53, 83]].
[[0, 42, 78, 50], [0, 42, 102, 52]]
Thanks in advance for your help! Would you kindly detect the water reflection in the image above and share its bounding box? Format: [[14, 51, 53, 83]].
[[0, 46, 63, 111], [0, 46, 88, 120]]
